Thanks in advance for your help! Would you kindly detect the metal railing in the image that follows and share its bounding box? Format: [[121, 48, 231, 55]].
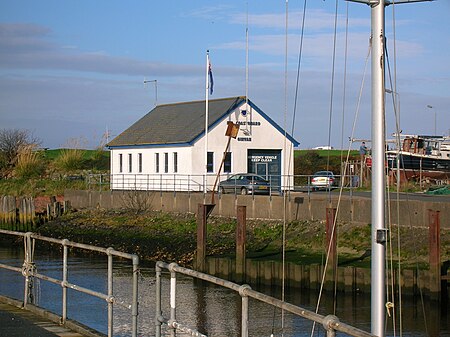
[[1, 230, 376, 337], [101, 173, 361, 195], [0, 229, 139, 337], [155, 261, 375, 337]]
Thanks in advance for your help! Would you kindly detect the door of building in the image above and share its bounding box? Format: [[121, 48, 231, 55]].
[[256, 163, 268, 179], [247, 149, 282, 192]]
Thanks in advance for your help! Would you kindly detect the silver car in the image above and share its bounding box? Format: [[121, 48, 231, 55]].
[[219, 173, 271, 195], [311, 171, 336, 190]]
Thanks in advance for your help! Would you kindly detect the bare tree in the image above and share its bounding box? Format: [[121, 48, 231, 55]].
[[0, 129, 41, 175]]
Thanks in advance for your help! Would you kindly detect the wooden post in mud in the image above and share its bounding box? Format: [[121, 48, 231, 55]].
[[1, 196, 17, 229], [196, 203, 215, 273], [325, 207, 337, 291], [428, 209, 441, 299], [236, 206, 246, 283]]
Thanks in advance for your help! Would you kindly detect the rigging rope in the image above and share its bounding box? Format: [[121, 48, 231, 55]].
[[385, 41, 400, 337], [335, 2, 350, 316], [390, 2, 404, 335], [325, 0, 339, 184], [291, 0, 307, 137], [311, 0, 339, 333], [340, 2, 349, 174], [22, 234, 36, 305], [280, 1, 289, 336], [310, 38, 372, 337]]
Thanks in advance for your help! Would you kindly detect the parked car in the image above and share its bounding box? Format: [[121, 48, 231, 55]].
[[311, 171, 336, 190], [219, 173, 271, 195]]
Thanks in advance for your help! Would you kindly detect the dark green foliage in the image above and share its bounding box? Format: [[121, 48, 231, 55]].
[[294, 150, 358, 176]]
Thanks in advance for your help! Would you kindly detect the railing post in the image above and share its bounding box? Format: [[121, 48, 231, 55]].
[[239, 284, 251, 337], [322, 315, 339, 337], [131, 255, 139, 337], [173, 174, 176, 196], [62, 240, 68, 323], [188, 175, 191, 195], [107, 248, 114, 337], [155, 263, 163, 337], [169, 263, 177, 337]]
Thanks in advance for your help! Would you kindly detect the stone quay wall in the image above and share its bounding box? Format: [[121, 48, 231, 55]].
[[64, 189, 449, 228]]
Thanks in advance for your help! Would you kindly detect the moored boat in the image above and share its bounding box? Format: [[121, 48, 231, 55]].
[[386, 134, 450, 182]]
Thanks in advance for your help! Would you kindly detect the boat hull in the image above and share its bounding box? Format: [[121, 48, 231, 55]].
[[387, 151, 450, 180]]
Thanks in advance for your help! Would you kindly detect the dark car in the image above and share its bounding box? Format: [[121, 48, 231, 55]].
[[219, 173, 271, 195]]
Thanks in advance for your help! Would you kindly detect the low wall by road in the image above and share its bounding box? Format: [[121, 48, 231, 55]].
[[64, 190, 449, 228]]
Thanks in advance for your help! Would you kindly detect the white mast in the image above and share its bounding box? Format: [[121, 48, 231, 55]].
[[245, 2, 249, 130], [347, 1, 432, 335], [370, 2, 386, 335], [205, 50, 210, 188]]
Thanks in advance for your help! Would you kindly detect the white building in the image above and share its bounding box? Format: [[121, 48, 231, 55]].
[[107, 96, 299, 192]]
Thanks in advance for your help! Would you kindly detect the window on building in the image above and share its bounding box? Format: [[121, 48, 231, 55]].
[[224, 152, 231, 173], [207, 152, 214, 173], [164, 153, 169, 173], [173, 152, 178, 173], [138, 153, 142, 173], [119, 154, 123, 173], [155, 153, 159, 173], [128, 154, 132, 172]]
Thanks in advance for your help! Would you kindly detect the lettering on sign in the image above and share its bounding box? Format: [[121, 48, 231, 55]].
[[236, 121, 261, 126], [250, 155, 278, 163], [238, 137, 252, 142]]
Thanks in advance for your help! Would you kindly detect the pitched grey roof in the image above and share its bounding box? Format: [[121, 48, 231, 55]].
[[107, 96, 244, 148]]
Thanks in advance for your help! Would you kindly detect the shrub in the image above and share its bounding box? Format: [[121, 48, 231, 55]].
[[84, 148, 109, 171], [14, 145, 45, 179], [53, 148, 85, 173]]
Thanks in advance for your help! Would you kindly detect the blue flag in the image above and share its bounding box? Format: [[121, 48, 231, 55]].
[[208, 61, 214, 95]]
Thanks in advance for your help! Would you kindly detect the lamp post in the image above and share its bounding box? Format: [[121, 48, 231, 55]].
[[144, 79, 158, 106], [385, 89, 400, 131], [386, 89, 401, 187], [427, 104, 436, 135]]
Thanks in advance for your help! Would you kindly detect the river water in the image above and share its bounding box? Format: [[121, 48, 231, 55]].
[[0, 244, 447, 337]]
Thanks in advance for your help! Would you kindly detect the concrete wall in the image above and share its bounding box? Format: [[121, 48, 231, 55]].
[[64, 190, 450, 228]]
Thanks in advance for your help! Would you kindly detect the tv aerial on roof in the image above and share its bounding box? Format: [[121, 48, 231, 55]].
[[143, 78, 158, 107]]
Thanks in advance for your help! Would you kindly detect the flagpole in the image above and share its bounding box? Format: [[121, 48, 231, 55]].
[[205, 50, 210, 192]]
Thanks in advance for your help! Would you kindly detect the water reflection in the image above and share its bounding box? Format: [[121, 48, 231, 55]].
[[0, 245, 447, 336]]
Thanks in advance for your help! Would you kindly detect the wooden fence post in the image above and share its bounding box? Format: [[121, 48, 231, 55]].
[[325, 207, 337, 291], [236, 206, 246, 283], [196, 204, 208, 273], [428, 209, 441, 299]]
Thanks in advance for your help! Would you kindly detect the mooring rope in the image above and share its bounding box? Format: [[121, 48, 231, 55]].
[[22, 234, 36, 304]]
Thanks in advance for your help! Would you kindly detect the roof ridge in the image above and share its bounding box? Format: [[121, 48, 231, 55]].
[[155, 96, 246, 108]]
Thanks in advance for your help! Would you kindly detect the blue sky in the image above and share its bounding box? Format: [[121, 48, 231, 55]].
[[1, 0, 449, 149]]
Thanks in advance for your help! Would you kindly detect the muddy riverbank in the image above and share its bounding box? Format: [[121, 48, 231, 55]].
[[24, 208, 447, 271]]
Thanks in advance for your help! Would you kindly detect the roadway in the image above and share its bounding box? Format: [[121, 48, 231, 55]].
[[294, 188, 450, 203]]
